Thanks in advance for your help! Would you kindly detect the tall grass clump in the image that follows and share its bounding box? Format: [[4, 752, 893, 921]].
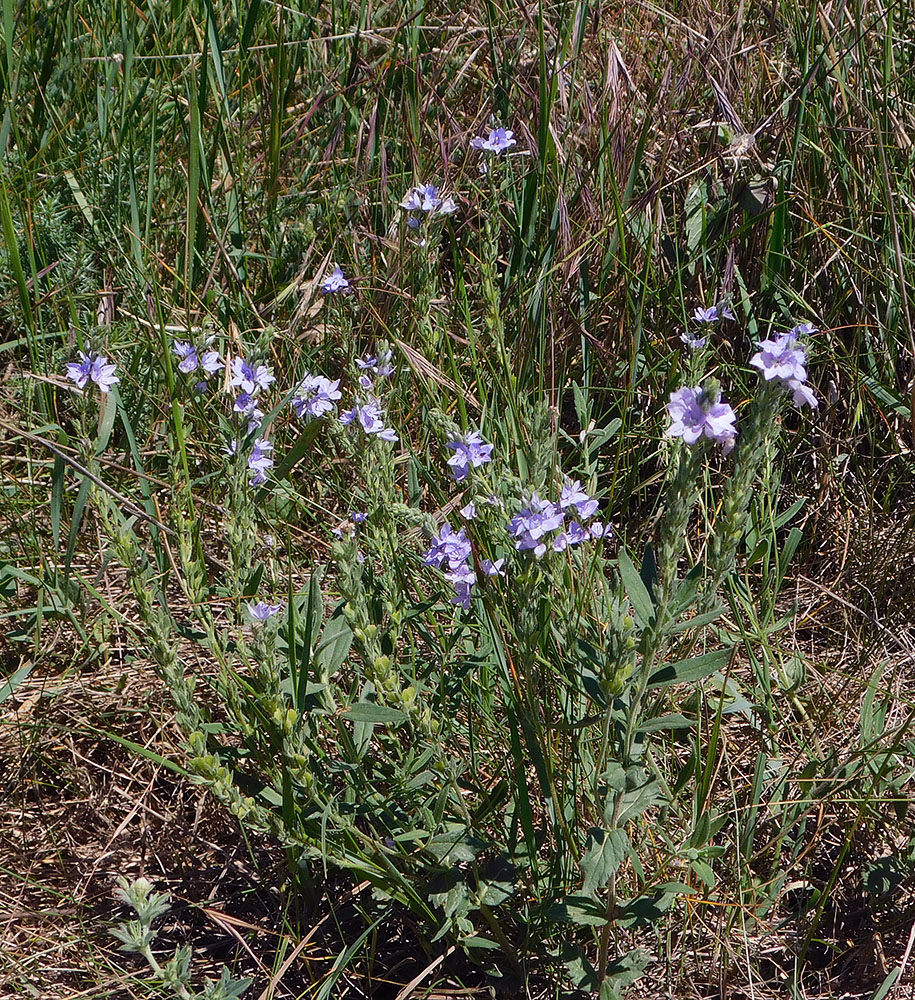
[[4, 1, 915, 997]]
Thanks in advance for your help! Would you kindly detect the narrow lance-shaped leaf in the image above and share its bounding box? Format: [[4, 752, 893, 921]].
[[618, 546, 653, 626], [647, 647, 733, 689]]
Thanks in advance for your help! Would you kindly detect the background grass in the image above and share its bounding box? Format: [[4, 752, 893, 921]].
[[2, 0, 915, 997]]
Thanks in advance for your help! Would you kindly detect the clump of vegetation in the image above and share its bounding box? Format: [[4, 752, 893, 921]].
[[113, 877, 252, 999], [3, 2, 915, 998]]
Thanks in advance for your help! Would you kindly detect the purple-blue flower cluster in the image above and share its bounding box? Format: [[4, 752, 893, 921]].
[[339, 399, 398, 442], [423, 523, 504, 608], [506, 484, 609, 558], [446, 431, 493, 482], [666, 386, 738, 453], [291, 374, 342, 420], [65, 351, 119, 393], [750, 324, 818, 408], [173, 342, 222, 378], [63, 332, 404, 500]]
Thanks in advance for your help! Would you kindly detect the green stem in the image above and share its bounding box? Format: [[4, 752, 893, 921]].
[[140, 944, 192, 1000], [700, 381, 783, 613]]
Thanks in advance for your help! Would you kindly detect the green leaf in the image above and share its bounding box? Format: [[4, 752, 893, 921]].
[[773, 497, 806, 530], [315, 614, 353, 678], [861, 374, 910, 418], [669, 563, 702, 615], [601, 948, 653, 998], [425, 828, 486, 863], [240, 0, 262, 52], [64, 477, 91, 580], [562, 944, 599, 991], [0, 661, 33, 703], [546, 894, 609, 927], [463, 935, 502, 950], [0, 178, 33, 330], [242, 563, 264, 599], [429, 873, 472, 927], [690, 858, 716, 888], [581, 827, 629, 895], [344, 702, 406, 725], [668, 607, 724, 634], [738, 175, 772, 214], [618, 883, 695, 928], [273, 420, 323, 480], [684, 178, 707, 259], [79, 725, 189, 777], [647, 647, 733, 688], [50, 454, 64, 552], [477, 857, 517, 906], [618, 546, 653, 626], [639, 543, 657, 596], [868, 968, 900, 1000], [637, 713, 695, 732], [614, 772, 663, 826], [94, 384, 119, 456]]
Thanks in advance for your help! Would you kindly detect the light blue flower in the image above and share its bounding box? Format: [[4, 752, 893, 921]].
[[481, 558, 505, 578], [787, 379, 818, 408], [339, 399, 398, 442], [231, 356, 275, 395], [471, 127, 517, 154], [400, 184, 441, 212], [201, 350, 223, 374], [423, 523, 472, 571], [680, 331, 708, 350], [247, 600, 282, 621], [446, 431, 493, 482], [173, 341, 199, 373], [174, 342, 222, 376], [693, 303, 734, 323], [666, 386, 737, 453], [65, 351, 119, 393], [292, 374, 342, 419], [321, 266, 349, 294], [247, 438, 274, 486], [750, 331, 808, 384], [506, 494, 565, 557], [559, 480, 599, 519]]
